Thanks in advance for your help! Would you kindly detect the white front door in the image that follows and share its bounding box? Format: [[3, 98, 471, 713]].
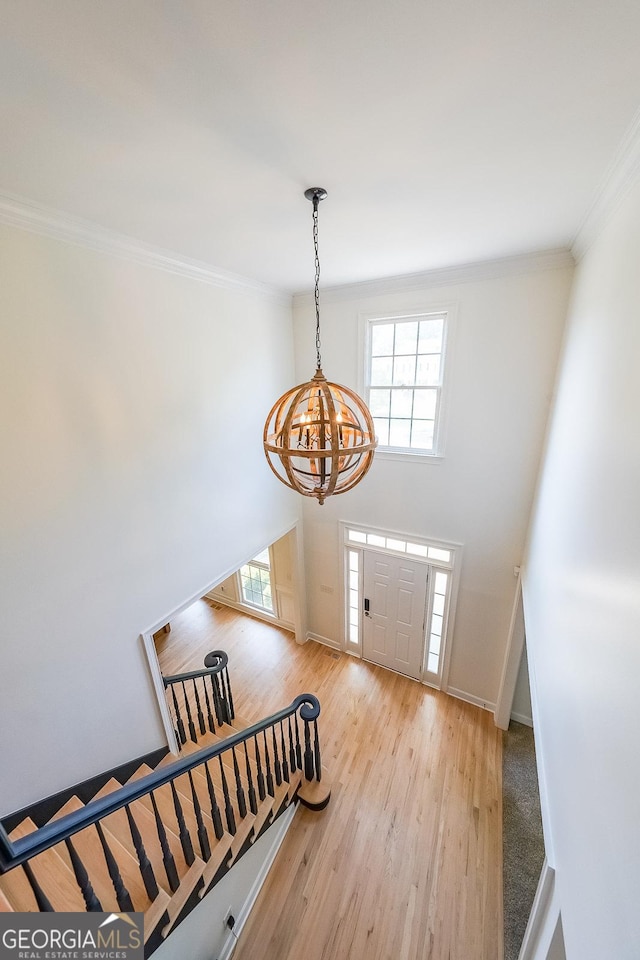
[[362, 552, 428, 680]]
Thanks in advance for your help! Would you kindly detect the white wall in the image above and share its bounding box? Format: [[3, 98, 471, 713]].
[[511, 641, 533, 726], [293, 261, 573, 705], [524, 175, 640, 958], [271, 528, 297, 628], [152, 805, 295, 960], [0, 223, 298, 815]]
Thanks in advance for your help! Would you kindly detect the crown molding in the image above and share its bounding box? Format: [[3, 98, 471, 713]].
[[572, 107, 640, 261], [0, 190, 289, 304], [292, 248, 574, 305]]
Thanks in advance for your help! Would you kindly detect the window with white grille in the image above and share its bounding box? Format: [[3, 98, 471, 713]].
[[365, 312, 447, 455], [239, 549, 274, 614]]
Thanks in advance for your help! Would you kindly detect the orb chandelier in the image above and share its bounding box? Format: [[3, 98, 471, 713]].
[[263, 188, 377, 505]]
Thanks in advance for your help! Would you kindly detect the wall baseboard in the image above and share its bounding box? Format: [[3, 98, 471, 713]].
[[446, 686, 496, 713], [307, 632, 342, 651], [511, 710, 534, 728], [217, 803, 296, 960], [208, 593, 295, 632]]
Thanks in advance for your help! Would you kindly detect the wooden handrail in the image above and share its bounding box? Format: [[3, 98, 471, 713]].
[[0, 693, 321, 873]]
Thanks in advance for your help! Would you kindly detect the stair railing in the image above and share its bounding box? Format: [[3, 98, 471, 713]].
[[0, 694, 322, 915], [162, 650, 235, 749]]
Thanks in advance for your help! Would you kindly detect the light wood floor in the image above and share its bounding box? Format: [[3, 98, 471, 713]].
[[154, 599, 503, 960]]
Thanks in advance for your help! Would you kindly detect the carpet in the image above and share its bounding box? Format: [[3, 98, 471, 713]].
[[503, 721, 545, 960]]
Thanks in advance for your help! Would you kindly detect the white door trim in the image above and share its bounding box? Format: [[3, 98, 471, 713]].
[[495, 571, 525, 730], [517, 860, 562, 960], [141, 631, 180, 755]]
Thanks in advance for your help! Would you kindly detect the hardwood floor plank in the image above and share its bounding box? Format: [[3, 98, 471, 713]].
[[155, 598, 502, 960]]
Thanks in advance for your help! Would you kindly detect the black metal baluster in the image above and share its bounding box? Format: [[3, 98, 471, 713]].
[[204, 761, 224, 840], [125, 804, 159, 900], [303, 717, 314, 781], [188, 771, 211, 861], [313, 718, 322, 782], [231, 747, 247, 819], [288, 717, 297, 772], [271, 725, 282, 787], [193, 679, 206, 737], [182, 681, 197, 743], [149, 792, 180, 892], [263, 730, 274, 797], [254, 734, 266, 801], [223, 666, 235, 722], [280, 722, 290, 783], [211, 673, 224, 726], [170, 781, 195, 866], [65, 837, 103, 910], [22, 861, 54, 911], [95, 821, 134, 911], [203, 678, 215, 733], [243, 742, 258, 815], [170, 683, 186, 746], [218, 756, 236, 835]]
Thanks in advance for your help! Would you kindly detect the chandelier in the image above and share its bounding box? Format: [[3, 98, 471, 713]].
[[263, 188, 377, 505]]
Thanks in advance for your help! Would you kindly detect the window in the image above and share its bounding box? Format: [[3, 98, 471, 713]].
[[346, 527, 451, 564], [426, 570, 449, 677], [366, 312, 447, 455], [239, 549, 274, 613], [347, 550, 360, 646]]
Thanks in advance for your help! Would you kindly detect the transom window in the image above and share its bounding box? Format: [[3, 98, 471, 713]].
[[366, 312, 447, 455], [239, 549, 274, 613], [346, 527, 452, 564]]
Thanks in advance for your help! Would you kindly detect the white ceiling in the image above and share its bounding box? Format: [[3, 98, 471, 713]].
[[2, 0, 640, 293]]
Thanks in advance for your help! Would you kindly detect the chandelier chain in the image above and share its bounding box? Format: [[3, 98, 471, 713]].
[[313, 199, 322, 370]]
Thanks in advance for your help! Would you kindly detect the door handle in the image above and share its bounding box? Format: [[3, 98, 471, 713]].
[[364, 597, 371, 618]]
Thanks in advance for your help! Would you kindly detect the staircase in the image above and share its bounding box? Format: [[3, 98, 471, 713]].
[[0, 652, 330, 956]]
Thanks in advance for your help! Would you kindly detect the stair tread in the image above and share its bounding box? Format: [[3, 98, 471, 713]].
[[156, 744, 254, 791], [161, 858, 206, 937], [169, 714, 263, 757], [1, 818, 85, 912], [92, 779, 175, 898], [0, 866, 38, 912], [144, 890, 171, 945], [230, 713, 253, 731], [8, 817, 38, 842], [136, 775, 217, 865], [251, 794, 276, 840], [127, 763, 156, 782], [0, 888, 14, 912], [52, 797, 154, 911], [151, 753, 255, 824], [199, 832, 234, 893], [228, 813, 256, 865], [96, 780, 189, 891]]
